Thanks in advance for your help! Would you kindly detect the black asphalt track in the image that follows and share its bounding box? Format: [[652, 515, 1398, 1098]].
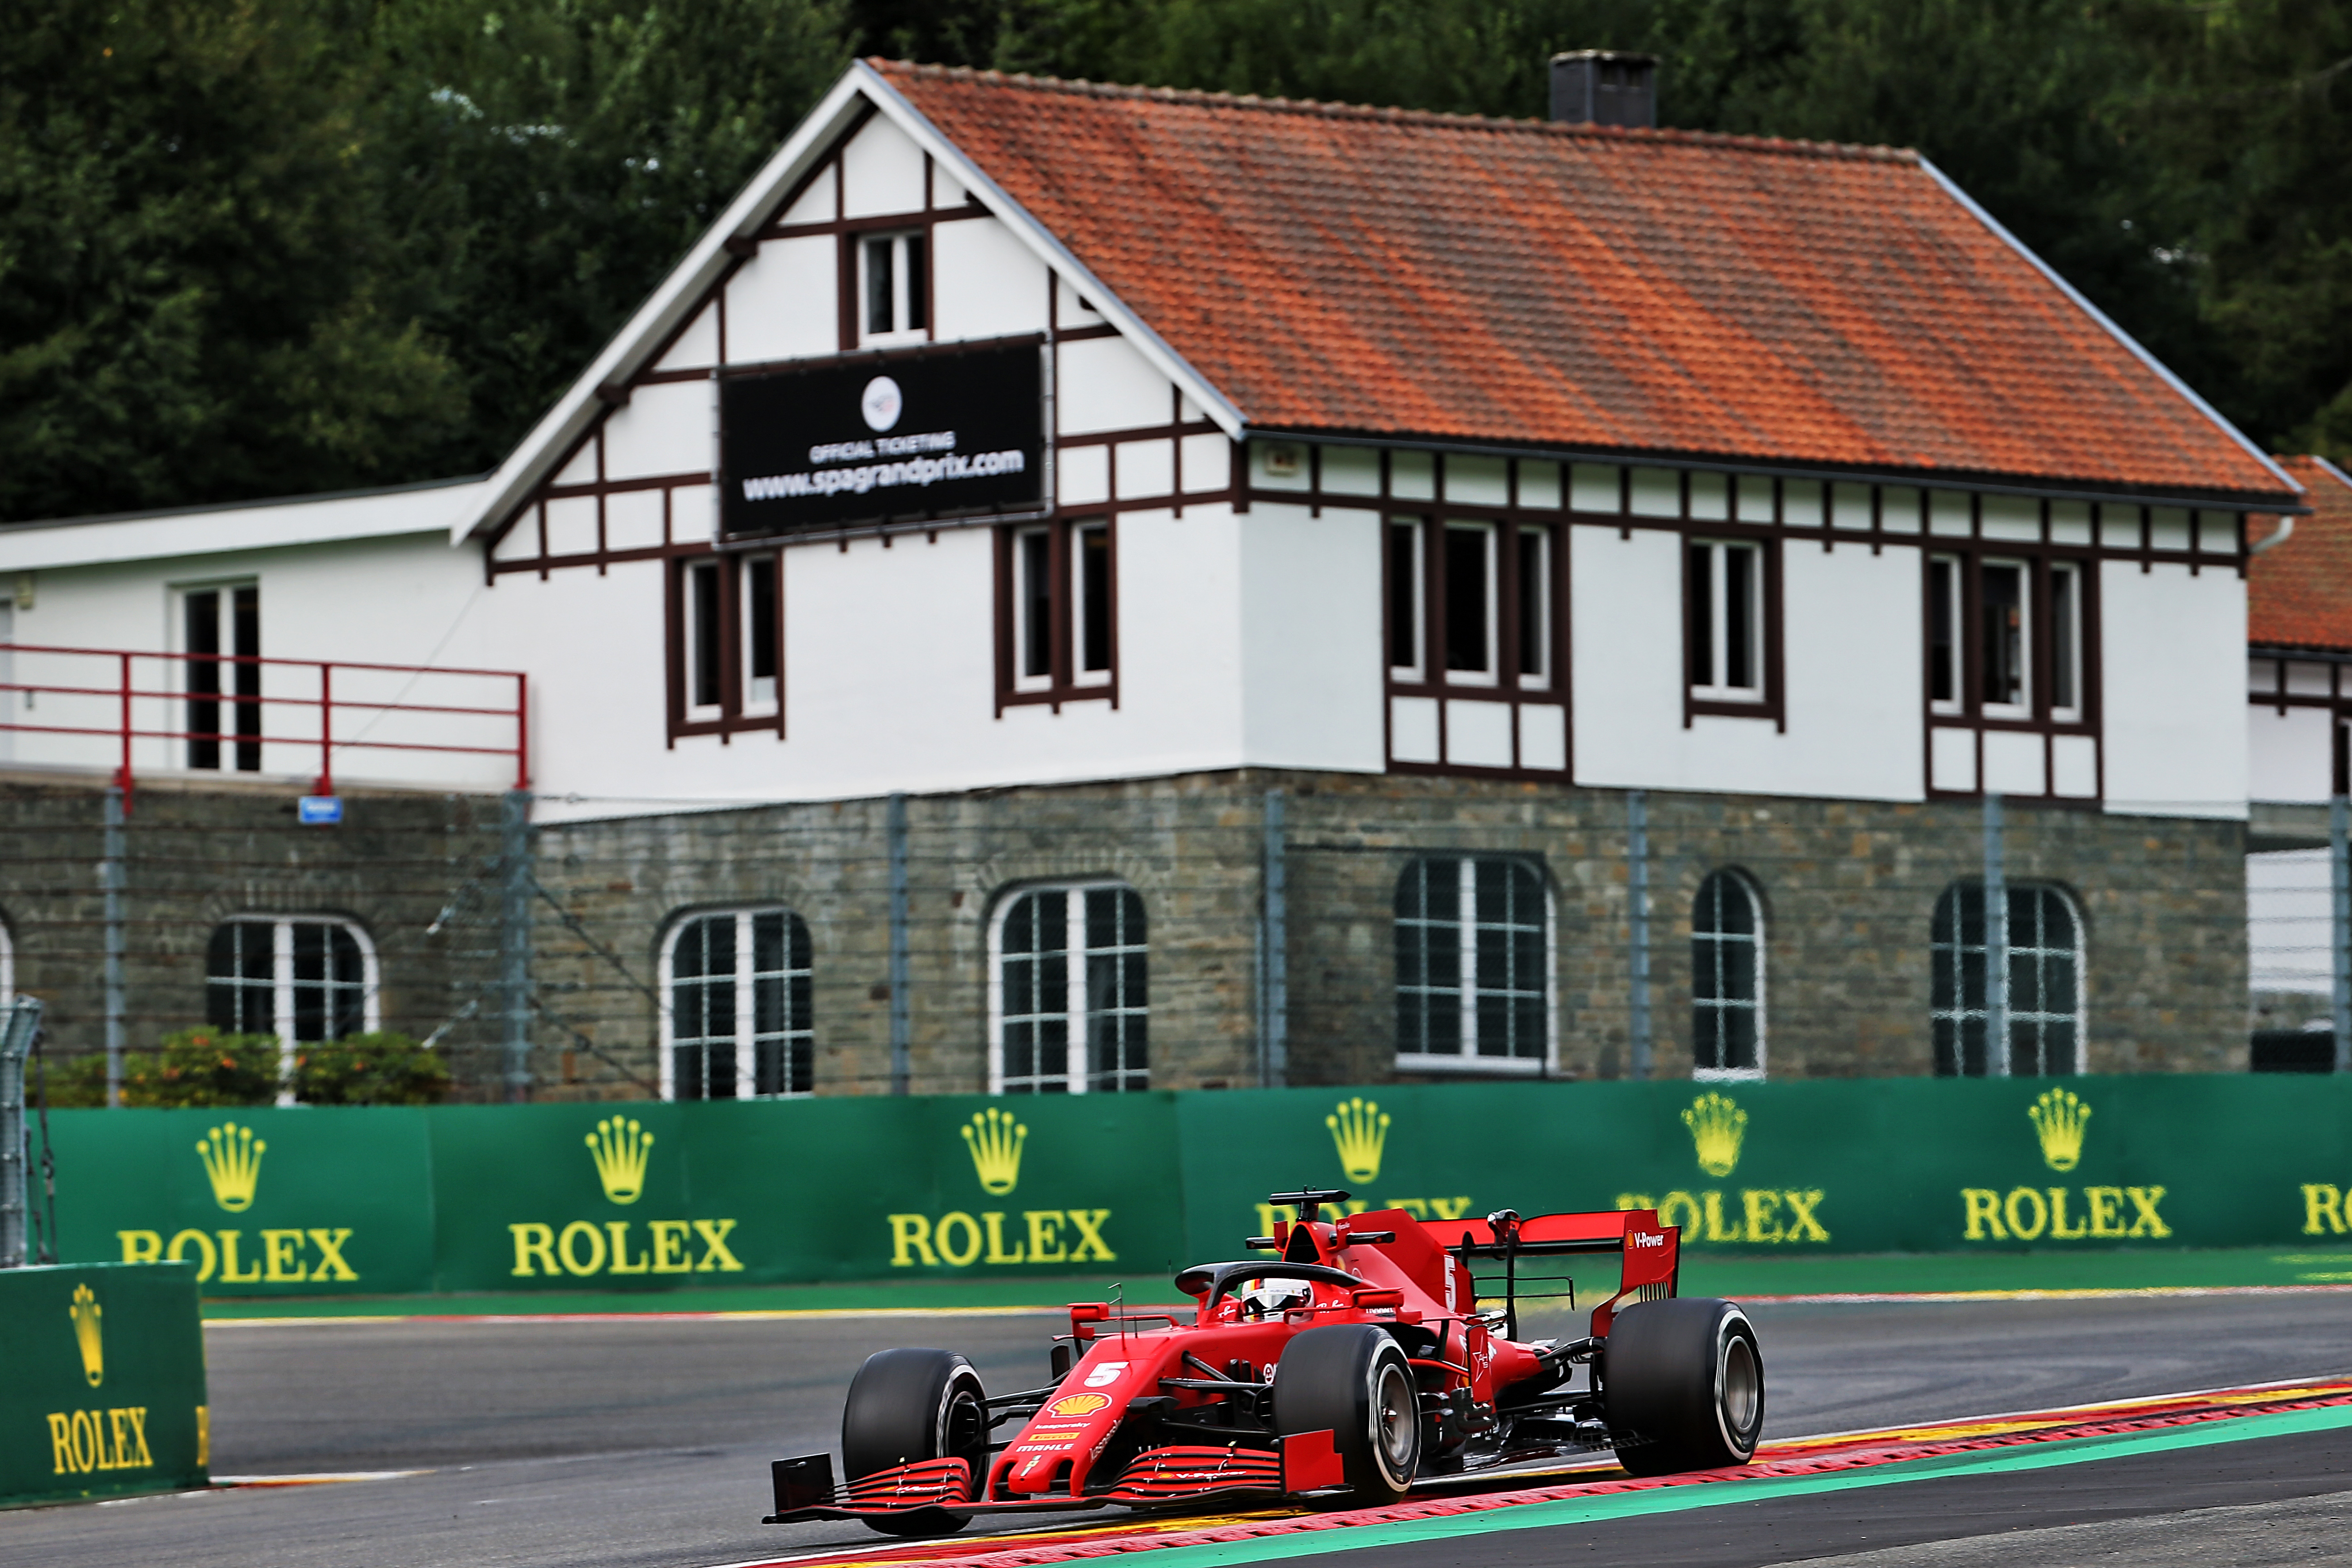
[[0, 1293, 2346, 1568]]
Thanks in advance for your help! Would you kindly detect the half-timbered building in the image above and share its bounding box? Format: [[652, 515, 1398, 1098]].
[[0, 59, 2307, 1096]]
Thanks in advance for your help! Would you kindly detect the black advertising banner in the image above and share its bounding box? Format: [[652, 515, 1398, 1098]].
[[720, 343, 1045, 537]]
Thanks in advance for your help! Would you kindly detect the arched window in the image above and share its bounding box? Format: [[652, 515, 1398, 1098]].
[[990, 883, 1147, 1094], [1692, 871, 1764, 1078], [661, 907, 813, 1100], [206, 916, 378, 1041], [1395, 858, 1552, 1072], [1931, 883, 2082, 1076]]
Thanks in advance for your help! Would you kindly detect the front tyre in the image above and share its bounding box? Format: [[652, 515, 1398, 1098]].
[[1602, 1298, 1764, 1476], [1274, 1324, 1421, 1504], [841, 1347, 987, 1537]]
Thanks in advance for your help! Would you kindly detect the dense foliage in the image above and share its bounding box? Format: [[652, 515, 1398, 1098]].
[[42, 1027, 451, 1105], [2, 0, 2345, 522]]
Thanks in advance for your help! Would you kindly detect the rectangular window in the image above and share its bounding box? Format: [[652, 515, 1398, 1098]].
[[2048, 562, 2080, 719], [1689, 540, 1763, 699], [1388, 521, 1423, 678], [745, 555, 779, 712], [993, 884, 1147, 1093], [671, 554, 784, 736], [999, 519, 1116, 706], [1394, 857, 1550, 1072], [1980, 561, 2028, 715], [860, 233, 927, 343], [1075, 523, 1111, 683], [1516, 525, 1551, 686], [665, 908, 813, 1100], [1443, 523, 1495, 681], [1928, 556, 1960, 711], [686, 559, 725, 717], [184, 584, 260, 772]]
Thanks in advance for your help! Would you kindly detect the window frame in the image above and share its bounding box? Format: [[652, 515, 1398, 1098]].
[[206, 915, 380, 1100], [985, 879, 1149, 1095], [1682, 535, 1782, 724], [1921, 547, 2102, 799], [1690, 869, 1766, 1081], [857, 230, 930, 347], [1930, 882, 2085, 1077], [995, 517, 1118, 712], [174, 579, 261, 773], [666, 550, 785, 741], [1392, 855, 1557, 1078], [656, 905, 816, 1101]]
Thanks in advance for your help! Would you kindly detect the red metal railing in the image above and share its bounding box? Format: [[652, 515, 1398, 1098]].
[[0, 642, 528, 806]]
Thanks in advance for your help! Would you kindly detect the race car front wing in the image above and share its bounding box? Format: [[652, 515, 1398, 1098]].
[[763, 1432, 1345, 1524]]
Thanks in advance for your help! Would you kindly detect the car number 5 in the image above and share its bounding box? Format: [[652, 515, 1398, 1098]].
[[1084, 1361, 1128, 1388]]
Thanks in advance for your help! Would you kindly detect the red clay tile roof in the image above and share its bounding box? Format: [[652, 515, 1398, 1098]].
[[878, 62, 2293, 501], [2250, 457, 2352, 652]]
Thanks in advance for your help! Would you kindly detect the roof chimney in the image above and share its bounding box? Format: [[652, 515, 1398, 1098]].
[[1549, 50, 1658, 129]]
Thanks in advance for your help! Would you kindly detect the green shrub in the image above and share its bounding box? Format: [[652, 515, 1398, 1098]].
[[38, 1051, 110, 1108], [292, 1031, 450, 1106], [128, 1030, 284, 1107]]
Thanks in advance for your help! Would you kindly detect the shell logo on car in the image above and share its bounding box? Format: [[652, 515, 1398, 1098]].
[[1046, 1393, 1112, 1418]]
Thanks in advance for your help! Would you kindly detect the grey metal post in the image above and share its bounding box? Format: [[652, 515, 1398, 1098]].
[[1263, 790, 1288, 1089], [0, 998, 39, 1267], [2332, 794, 2350, 1073], [499, 789, 534, 1103], [102, 786, 126, 1108], [1627, 790, 1651, 1079], [887, 793, 911, 1096], [1984, 791, 2010, 1077]]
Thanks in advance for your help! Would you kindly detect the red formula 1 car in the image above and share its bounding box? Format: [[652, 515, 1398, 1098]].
[[764, 1189, 1762, 1535]]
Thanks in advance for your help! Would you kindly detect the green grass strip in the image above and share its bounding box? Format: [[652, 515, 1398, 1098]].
[[1116, 1402, 2352, 1568]]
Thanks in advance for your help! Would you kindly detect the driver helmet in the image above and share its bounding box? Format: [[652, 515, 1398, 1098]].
[[1236, 1281, 1312, 1318]]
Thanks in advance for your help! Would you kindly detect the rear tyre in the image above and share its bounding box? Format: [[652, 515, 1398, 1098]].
[[1274, 1324, 1421, 1505], [1601, 1298, 1764, 1476], [841, 1347, 987, 1537]]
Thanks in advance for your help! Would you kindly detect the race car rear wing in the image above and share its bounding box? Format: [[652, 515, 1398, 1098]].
[[1424, 1208, 1679, 1339]]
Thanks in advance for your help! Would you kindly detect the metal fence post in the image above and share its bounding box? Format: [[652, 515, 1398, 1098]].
[[887, 793, 910, 1096], [1627, 790, 1651, 1080], [102, 785, 126, 1107], [500, 789, 534, 1103], [2332, 794, 2350, 1074], [1262, 789, 1288, 1089], [1984, 791, 2009, 1077], [0, 998, 40, 1268]]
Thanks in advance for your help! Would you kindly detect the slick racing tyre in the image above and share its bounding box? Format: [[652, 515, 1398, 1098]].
[[1274, 1324, 1421, 1504], [841, 1348, 987, 1536], [1601, 1298, 1764, 1476]]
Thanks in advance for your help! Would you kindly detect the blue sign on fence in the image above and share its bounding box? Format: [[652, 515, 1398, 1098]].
[[297, 795, 343, 826]]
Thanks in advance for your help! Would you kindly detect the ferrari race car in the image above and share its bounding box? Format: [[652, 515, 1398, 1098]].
[[764, 1189, 1763, 1535]]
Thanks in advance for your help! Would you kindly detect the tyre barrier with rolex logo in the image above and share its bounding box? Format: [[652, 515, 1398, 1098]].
[[0, 1260, 208, 1506], [24, 1076, 2352, 1297]]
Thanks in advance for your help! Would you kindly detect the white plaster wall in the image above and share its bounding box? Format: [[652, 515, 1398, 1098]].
[[1570, 528, 1923, 799], [839, 114, 927, 219], [725, 236, 836, 364], [603, 380, 712, 483], [932, 219, 1048, 342], [5, 532, 504, 788], [2100, 560, 2248, 818], [1059, 337, 1171, 435], [2249, 704, 2331, 804], [1237, 502, 1385, 772]]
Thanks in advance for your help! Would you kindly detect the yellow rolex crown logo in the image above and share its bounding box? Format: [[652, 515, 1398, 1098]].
[[69, 1284, 103, 1387], [962, 1107, 1027, 1196], [1683, 1092, 1748, 1179], [196, 1122, 265, 1212], [2028, 1087, 2092, 1172], [585, 1117, 654, 1204], [1326, 1097, 1391, 1184]]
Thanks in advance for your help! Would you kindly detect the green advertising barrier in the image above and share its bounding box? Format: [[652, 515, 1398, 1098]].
[[426, 1095, 1187, 1292], [35, 1077, 2352, 1296], [48, 1108, 436, 1294], [0, 1262, 207, 1506], [1176, 1078, 2352, 1261]]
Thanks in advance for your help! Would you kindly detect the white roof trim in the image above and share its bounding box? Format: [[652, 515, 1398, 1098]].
[[0, 478, 491, 573], [2311, 454, 2352, 492], [1916, 156, 2302, 499], [452, 61, 1245, 545]]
